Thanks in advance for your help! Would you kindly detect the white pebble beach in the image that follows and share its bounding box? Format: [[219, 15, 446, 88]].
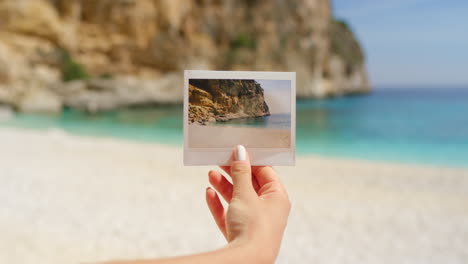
[[1, 127, 467, 264]]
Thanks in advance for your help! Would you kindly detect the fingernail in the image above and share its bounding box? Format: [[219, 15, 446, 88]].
[[235, 145, 246, 161]]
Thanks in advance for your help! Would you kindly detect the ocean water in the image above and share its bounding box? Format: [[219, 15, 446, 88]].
[[296, 88, 468, 167], [1, 87, 467, 168], [212, 113, 291, 129]]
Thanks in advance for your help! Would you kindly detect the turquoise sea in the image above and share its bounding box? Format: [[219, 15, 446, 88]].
[[1, 87, 467, 168]]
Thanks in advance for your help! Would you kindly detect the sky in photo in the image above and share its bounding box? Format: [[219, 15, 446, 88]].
[[256, 80, 291, 114], [332, 0, 468, 87]]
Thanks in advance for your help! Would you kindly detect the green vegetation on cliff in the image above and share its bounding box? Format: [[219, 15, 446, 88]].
[[330, 18, 365, 75], [230, 33, 257, 50], [59, 49, 89, 82]]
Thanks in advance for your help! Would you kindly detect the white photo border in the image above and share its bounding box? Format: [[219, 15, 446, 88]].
[[183, 70, 296, 166]]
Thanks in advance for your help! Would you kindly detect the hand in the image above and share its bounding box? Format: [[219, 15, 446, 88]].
[[97, 145, 290, 264], [206, 145, 291, 262]]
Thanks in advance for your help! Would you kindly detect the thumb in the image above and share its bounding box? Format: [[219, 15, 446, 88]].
[[230, 145, 255, 197]]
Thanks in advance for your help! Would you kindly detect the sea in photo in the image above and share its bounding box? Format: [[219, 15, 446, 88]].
[[211, 113, 291, 130], [1, 87, 467, 167]]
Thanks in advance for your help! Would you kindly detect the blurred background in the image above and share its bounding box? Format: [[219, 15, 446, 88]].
[[0, 0, 467, 263]]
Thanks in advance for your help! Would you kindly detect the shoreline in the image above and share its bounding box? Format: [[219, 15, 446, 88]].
[[189, 112, 272, 125], [2, 123, 467, 169], [1, 122, 466, 169]]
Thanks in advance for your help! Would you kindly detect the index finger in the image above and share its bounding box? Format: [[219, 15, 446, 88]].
[[251, 166, 280, 187], [220, 165, 231, 176]]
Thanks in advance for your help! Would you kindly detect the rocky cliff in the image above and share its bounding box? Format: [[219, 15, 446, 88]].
[[189, 79, 269, 124], [0, 0, 370, 113]]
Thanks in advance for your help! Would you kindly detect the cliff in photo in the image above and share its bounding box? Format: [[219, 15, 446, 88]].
[[189, 80, 269, 124]]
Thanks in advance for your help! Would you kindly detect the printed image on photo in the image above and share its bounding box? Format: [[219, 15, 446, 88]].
[[188, 79, 291, 148]]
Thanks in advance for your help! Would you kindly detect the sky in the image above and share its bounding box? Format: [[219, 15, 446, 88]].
[[256, 80, 291, 114], [332, 0, 468, 87]]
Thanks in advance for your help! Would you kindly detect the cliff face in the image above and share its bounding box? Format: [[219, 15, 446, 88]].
[[189, 79, 269, 124], [0, 0, 370, 113]]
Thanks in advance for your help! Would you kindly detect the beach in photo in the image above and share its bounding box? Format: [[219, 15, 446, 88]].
[[189, 125, 290, 148]]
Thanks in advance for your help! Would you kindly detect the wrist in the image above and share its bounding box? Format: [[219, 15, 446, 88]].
[[226, 237, 277, 264]]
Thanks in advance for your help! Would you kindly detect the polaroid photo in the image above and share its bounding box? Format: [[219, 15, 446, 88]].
[[183, 70, 296, 166]]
